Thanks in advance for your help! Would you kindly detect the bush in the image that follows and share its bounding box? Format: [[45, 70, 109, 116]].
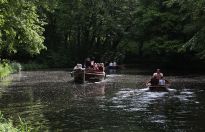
[[10, 62, 22, 73], [0, 111, 32, 132], [0, 64, 12, 79], [0, 60, 22, 79]]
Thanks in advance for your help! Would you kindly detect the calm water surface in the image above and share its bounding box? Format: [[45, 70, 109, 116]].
[[0, 70, 205, 132]]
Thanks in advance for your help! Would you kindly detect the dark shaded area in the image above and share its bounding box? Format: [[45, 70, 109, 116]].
[[2, 0, 205, 70]]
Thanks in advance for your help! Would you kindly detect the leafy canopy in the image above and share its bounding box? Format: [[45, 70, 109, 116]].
[[0, 0, 46, 57]]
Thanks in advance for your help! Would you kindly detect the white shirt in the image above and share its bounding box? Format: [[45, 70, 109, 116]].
[[159, 79, 165, 85], [113, 62, 117, 66], [109, 63, 113, 66]]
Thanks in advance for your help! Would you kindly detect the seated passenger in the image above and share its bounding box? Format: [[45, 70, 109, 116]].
[[113, 62, 117, 67], [98, 63, 104, 71], [153, 69, 163, 79], [85, 58, 91, 68], [94, 63, 99, 70], [109, 62, 113, 67], [150, 76, 159, 86], [74, 64, 83, 70], [159, 77, 165, 85]]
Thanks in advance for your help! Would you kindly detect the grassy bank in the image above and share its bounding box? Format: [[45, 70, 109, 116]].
[[0, 112, 32, 132], [0, 60, 21, 79]]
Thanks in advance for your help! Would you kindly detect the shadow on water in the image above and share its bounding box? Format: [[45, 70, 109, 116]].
[[0, 70, 205, 131]]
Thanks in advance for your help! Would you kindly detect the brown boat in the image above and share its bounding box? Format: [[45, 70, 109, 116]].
[[71, 69, 85, 83], [146, 79, 170, 92], [85, 71, 106, 82], [71, 66, 106, 83], [148, 85, 168, 92]]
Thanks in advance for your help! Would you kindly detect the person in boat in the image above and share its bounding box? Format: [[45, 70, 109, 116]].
[[74, 64, 83, 70], [94, 63, 99, 70], [89, 57, 95, 69], [98, 63, 104, 72], [109, 62, 113, 67], [153, 69, 163, 79], [150, 76, 159, 86], [159, 76, 166, 85], [85, 58, 92, 68]]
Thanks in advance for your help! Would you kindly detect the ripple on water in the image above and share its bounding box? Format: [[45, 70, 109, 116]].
[[106, 88, 170, 112]]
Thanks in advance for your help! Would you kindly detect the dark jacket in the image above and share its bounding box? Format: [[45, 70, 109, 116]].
[[151, 77, 159, 86]]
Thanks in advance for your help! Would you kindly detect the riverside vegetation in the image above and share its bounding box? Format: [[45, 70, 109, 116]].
[[0, 60, 21, 79], [0, 111, 32, 132], [0, 0, 205, 68]]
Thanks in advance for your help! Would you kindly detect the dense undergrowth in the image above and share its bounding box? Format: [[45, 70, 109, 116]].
[[0, 111, 33, 132], [0, 60, 21, 79]]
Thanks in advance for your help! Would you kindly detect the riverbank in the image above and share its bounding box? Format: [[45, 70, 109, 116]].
[[0, 61, 21, 79]]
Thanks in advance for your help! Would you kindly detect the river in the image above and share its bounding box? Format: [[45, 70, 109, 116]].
[[0, 69, 205, 131]]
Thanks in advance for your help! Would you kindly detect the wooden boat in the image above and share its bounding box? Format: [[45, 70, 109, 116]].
[[71, 69, 85, 83], [148, 85, 168, 92], [85, 71, 106, 81], [71, 68, 105, 83], [146, 79, 170, 92]]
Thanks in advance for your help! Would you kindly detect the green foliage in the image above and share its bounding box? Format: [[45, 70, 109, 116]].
[[0, 61, 12, 79], [44, 0, 138, 63], [35, 0, 205, 66], [1, 0, 205, 67], [10, 62, 22, 72], [165, 0, 205, 59], [0, 111, 32, 132], [0, 0, 46, 57], [0, 60, 21, 79]]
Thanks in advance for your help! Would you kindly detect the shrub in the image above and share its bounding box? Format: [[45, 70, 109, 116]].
[[10, 62, 22, 73], [0, 60, 22, 79], [0, 111, 32, 132]]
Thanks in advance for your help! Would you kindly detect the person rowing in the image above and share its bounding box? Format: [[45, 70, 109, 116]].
[[153, 69, 163, 80]]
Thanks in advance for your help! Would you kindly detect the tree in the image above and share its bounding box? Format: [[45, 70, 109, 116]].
[[167, 0, 205, 59], [0, 0, 46, 59], [45, 0, 139, 63]]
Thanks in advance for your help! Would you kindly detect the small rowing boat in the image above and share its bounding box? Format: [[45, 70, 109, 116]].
[[71, 64, 106, 83], [85, 71, 106, 81], [146, 79, 170, 92]]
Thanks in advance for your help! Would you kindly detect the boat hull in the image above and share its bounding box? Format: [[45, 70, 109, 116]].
[[72, 69, 85, 83], [149, 86, 168, 92], [146, 79, 170, 92], [85, 72, 105, 81], [72, 70, 105, 83]]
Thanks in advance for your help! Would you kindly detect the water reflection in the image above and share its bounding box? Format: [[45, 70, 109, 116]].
[[72, 82, 106, 98], [0, 71, 205, 131]]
